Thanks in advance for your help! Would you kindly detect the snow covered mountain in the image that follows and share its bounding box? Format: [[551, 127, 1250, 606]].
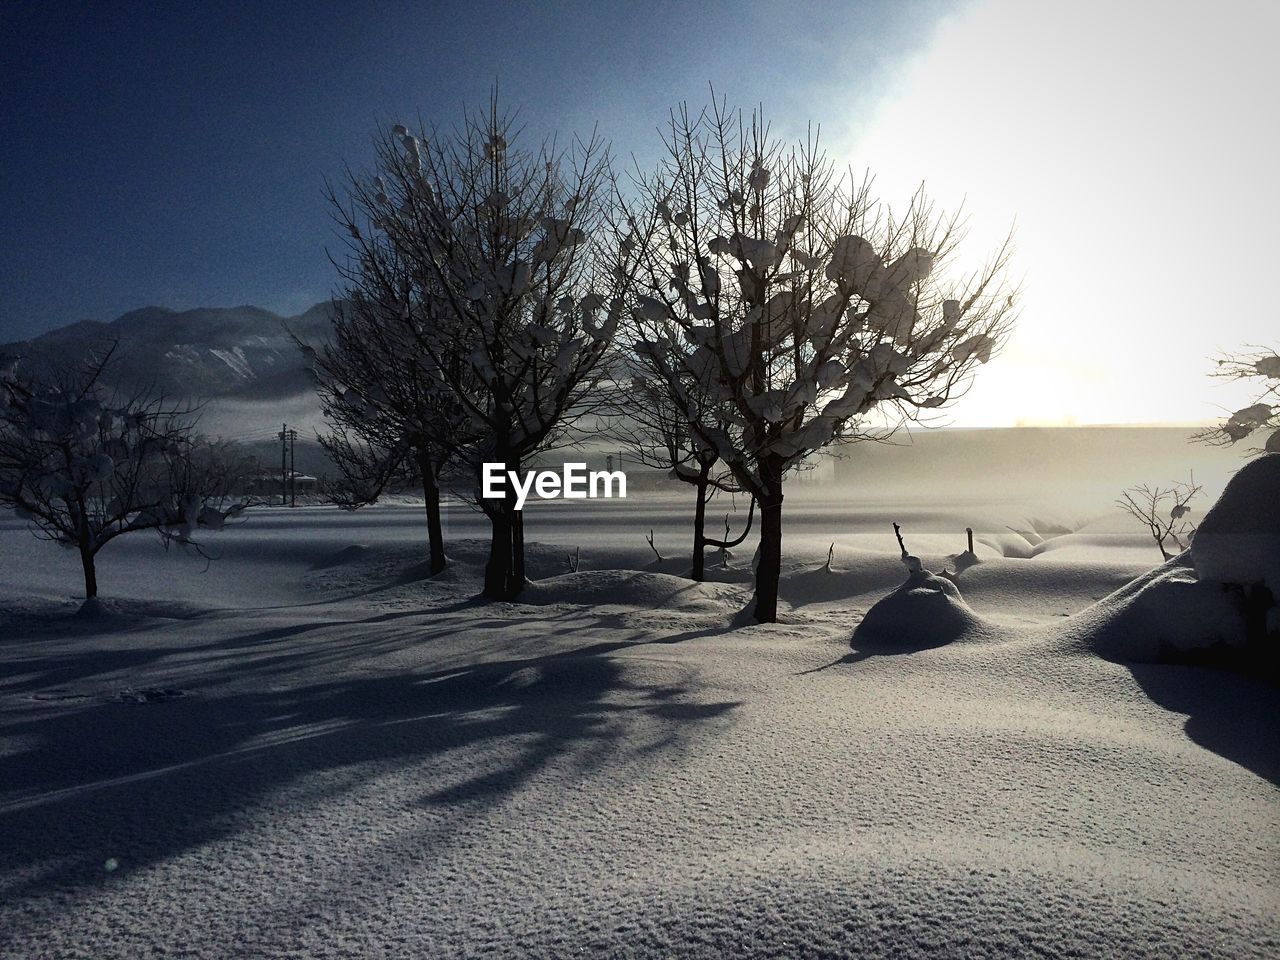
[[0, 302, 337, 401]]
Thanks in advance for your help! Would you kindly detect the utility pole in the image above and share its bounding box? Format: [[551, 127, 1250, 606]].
[[279, 423, 288, 506], [289, 428, 297, 507]]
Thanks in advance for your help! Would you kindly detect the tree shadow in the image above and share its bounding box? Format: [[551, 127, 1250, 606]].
[[1126, 662, 1280, 785], [0, 616, 740, 904]]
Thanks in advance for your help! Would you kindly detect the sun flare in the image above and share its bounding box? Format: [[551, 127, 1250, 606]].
[[839, 0, 1279, 427]]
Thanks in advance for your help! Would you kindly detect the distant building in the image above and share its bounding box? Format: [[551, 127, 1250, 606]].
[[244, 472, 320, 499]]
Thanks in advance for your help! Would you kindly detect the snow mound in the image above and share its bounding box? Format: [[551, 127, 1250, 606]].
[[852, 570, 989, 650], [521, 569, 743, 612], [978, 531, 1048, 559], [1066, 556, 1249, 662], [782, 551, 919, 606], [1064, 457, 1280, 664], [1191, 453, 1280, 593]]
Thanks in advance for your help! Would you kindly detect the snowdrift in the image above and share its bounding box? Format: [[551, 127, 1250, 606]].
[[852, 570, 990, 650], [521, 569, 744, 613], [1191, 453, 1280, 596], [1067, 455, 1279, 663], [1064, 554, 1252, 662]]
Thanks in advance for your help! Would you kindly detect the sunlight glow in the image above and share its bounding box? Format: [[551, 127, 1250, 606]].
[[837, 0, 1278, 427]]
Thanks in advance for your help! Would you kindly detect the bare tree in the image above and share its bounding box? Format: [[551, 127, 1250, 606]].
[[355, 98, 632, 599], [622, 101, 1017, 622], [315, 421, 412, 510], [612, 364, 752, 581], [301, 282, 476, 575], [1116, 476, 1202, 560], [184, 435, 261, 502], [1194, 345, 1279, 453], [0, 347, 246, 599]]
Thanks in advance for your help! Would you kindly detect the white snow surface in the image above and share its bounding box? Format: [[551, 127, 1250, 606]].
[[1, 493, 1277, 958]]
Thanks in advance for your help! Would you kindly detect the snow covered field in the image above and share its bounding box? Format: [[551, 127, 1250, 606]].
[[2, 487, 1277, 958]]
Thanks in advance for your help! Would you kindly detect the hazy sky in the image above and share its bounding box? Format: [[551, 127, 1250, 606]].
[[841, 0, 1279, 428], [2, 0, 1275, 427]]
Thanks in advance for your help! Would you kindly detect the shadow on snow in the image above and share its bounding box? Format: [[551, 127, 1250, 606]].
[[0, 605, 740, 903]]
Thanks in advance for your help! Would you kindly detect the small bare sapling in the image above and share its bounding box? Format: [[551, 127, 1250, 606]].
[[1117, 476, 1202, 560], [893, 522, 923, 574]]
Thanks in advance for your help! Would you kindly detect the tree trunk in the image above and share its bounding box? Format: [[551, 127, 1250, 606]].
[[482, 457, 525, 600], [512, 507, 525, 590], [691, 467, 710, 582], [483, 501, 514, 599], [80, 545, 98, 599], [753, 466, 785, 623], [416, 450, 447, 576]]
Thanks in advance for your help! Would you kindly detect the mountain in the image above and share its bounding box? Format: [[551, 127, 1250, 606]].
[[0, 302, 337, 401]]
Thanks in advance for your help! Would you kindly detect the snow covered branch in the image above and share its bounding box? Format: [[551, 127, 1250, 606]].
[[619, 100, 1017, 620]]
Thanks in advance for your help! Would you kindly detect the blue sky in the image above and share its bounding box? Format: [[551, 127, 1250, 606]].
[[0, 0, 952, 341], [4, 0, 1275, 426]]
